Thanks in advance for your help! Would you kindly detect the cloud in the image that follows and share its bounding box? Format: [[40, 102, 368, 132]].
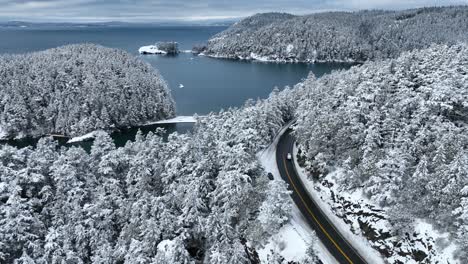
[[329, 0, 468, 10], [0, 0, 466, 22]]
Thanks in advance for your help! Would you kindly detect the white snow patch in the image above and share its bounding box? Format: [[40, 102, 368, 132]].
[[0, 125, 7, 140], [414, 220, 458, 263], [181, 50, 192, 53], [67, 131, 97, 143], [292, 144, 386, 264], [250, 52, 271, 62], [138, 45, 167, 55], [257, 219, 309, 263], [286, 44, 294, 53], [157, 239, 176, 252], [145, 116, 198, 125]]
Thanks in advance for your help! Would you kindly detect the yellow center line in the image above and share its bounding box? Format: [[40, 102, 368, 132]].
[[282, 156, 354, 264]]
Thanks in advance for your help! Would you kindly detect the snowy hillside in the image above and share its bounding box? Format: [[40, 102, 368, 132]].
[[293, 44, 468, 262], [0, 44, 175, 139], [0, 43, 466, 263], [204, 6, 468, 62]]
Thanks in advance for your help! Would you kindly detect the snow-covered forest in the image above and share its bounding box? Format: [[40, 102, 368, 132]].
[[0, 86, 301, 263], [1, 43, 466, 263], [204, 6, 468, 62], [0, 44, 175, 139], [0, 9, 467, 261], [293, 44, 468, 260]]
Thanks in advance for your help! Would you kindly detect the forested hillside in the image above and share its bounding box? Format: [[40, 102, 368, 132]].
[[0, 44, 175, 139], [205, 7, 468, 62], [293, 44, 468, 260], [0, 87, 301, 263]]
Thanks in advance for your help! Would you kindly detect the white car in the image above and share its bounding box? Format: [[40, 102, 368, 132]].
[[287, 153, 292, 160]]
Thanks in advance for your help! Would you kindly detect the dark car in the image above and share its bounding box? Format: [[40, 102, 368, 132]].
[[267, 172, 274, 180]]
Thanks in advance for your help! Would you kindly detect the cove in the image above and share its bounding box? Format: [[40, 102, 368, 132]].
[[0, 26, 355, 149]]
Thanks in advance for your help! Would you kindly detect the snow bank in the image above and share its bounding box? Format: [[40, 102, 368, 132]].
[[292, 144, 459, 263], [257, 209, 337, 264], [145, 116, 198, 125], [414, 221, 458, 263], [292, 144, 386, 264], [138, 45, 168, 55], [256, 123, 337, 264], [257, 219, 309, 263], [67, 131, 97, 143]]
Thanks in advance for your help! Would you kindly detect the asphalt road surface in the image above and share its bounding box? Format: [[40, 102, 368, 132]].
[[276, 129, 367, 264]]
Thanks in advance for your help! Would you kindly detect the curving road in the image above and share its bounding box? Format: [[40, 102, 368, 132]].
[[276, 129, 367, 264]]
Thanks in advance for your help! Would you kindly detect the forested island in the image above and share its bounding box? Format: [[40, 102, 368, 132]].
[[0, 44, 175, 140], [203, 6, 468, 62]]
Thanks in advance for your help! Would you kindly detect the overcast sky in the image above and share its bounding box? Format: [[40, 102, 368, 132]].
[[0, 0, 467, 22]]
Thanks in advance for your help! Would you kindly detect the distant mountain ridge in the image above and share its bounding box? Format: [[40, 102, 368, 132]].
[[204, 6, 468, 62], [0, 19, 236, 28]]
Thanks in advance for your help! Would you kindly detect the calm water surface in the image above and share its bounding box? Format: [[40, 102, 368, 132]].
[[0, 26, 354, 149]]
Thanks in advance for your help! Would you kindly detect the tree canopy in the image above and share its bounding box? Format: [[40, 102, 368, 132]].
[[0, 44, 175, 139], [205, 7, 468, 62]]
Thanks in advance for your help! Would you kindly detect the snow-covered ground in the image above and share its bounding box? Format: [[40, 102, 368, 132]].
[[138, 45, 168, 55], [414, 221, 458, 263], [292, 144, 385, 264], [67, 131, 98, 143], [145, 116, 198, 125], [256, 123, 337, 264], [67, 116, 199, 143], [250, 52, 272, 62], [292, 144, 459, 263], [0, 125, 7, 140]]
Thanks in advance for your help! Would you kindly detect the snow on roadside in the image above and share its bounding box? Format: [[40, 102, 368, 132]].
[[292, 143, 385, 264], [414, 220, 458, 263], [256, 123, 337, 264], [68, 116, 199, 143], [0, 125, 7, 140]]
